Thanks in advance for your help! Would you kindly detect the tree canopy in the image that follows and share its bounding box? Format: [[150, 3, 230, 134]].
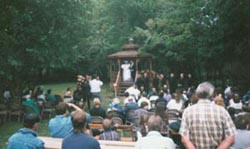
[[1, 0, 250, 93]]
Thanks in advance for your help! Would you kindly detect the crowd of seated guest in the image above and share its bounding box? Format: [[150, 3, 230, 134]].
[[4, 73, 250, 149]]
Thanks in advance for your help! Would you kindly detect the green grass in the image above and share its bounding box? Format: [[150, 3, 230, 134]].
[[0, 82, 114, 148], [40, 82, 77, 97]]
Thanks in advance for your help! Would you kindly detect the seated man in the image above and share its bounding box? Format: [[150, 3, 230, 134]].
[[147, 87, 158, 98], [49, 102, 82, 138], [135, 102, 149, 118], [155, 91, 167, 111], [99, 119, 120, 141], [125, 84, 141, 101], [137, 92, 151, 109], [135, 115, 176, 149], [167, 92, 183, 111], [168, 120, 184, 149], [62, 111, 100, 149], [228, 93, 243, 113], [8, 113, 44, 149], [90, 98, 106, 118], [230, 114, 250, 149], [124, 98, 138, 122]]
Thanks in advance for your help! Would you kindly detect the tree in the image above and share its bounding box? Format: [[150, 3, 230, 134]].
[[0, 0, 91, 95]]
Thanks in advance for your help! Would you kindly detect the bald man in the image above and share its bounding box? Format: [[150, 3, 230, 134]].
[[136, 115, 176, 149]]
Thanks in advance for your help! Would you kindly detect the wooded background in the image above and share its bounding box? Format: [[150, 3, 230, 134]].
[[1, 0, 250, 94]]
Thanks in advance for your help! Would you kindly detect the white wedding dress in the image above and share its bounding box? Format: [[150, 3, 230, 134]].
[[121, 64, 132, 81]]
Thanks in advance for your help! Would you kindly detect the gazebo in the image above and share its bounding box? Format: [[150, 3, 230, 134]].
[[108, 38, 153, 96]]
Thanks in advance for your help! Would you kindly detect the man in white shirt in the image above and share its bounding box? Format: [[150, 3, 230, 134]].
[[135, 115, 176, 149], [89, 75, 103, 100], [228, 93, 243, 110], [167, 93, 183, 111], [125, 84, 141, 100]]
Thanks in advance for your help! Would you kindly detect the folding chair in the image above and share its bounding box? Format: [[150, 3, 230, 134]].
[[91, 116, 104, 124]]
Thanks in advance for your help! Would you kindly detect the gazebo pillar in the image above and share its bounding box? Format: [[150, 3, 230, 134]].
[[135, 59, 139, 80], [118, 59, 121, 70], [109, 61, 112, 80]]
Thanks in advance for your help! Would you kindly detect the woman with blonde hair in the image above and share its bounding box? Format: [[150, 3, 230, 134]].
[[214, 96, 225, 108]]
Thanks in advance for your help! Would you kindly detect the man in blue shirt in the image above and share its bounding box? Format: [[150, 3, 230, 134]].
[[49, 102, 82, 138], [8, 113, 44, 149], [62, 110, 100, 149]]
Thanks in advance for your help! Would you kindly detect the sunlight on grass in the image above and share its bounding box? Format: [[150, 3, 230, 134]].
[[40, 82, 76, 97]]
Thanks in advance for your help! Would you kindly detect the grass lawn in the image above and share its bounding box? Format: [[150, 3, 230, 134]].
[[0, 82, 114, 148]]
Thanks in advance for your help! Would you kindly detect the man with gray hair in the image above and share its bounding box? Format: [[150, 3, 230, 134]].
[[179, 82, 236, 149], [135, 115, 176, 149]]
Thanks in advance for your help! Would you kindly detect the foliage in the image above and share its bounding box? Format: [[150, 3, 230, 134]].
[[0, 0, 90, 93], [1, 0, 250, 93]]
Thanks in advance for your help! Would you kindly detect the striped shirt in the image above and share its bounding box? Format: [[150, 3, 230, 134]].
[[179, 99, 236, 149], [99, 130, 120, 141]]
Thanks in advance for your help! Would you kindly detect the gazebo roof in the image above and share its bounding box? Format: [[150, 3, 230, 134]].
[[108, 50, 152, 59], [108, 38, 152, 59]]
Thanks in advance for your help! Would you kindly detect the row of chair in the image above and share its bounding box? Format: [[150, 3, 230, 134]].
[[0, 104, 23, 123], [90, 109, 181, 142], [91, 109, 180, 126], [0, 102, 56, 124], [88, 122, 135, 142]]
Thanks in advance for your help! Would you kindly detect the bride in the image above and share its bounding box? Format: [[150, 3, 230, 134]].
[[121, 60, 133, 81]]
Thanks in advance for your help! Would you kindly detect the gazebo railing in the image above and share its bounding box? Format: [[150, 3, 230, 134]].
[[114, 70, 121, 97]]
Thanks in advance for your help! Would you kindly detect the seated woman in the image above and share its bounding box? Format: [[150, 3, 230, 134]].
[[90, 98, 106, 118], [213, 96, 225, 108], [64, 87, 73, 103], [107, 98, 123, 113], [99, 119, 120, 141], [22, 94, 40, 115], [107, 98, 125, 122]]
